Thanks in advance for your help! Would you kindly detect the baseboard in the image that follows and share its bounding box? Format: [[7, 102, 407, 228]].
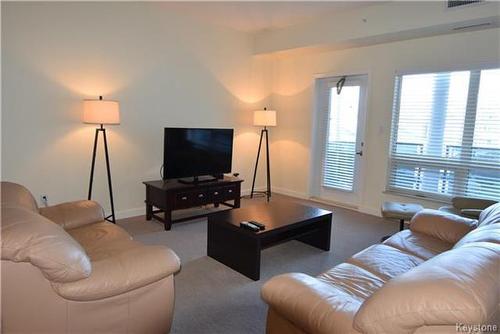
[[115, 207, 144, 220], [241, 187, 267, 196], [114, 187, 382, 220], [271, 186, 309, 200], [272, 187, 381, 217], [358, 206, 382, 217]]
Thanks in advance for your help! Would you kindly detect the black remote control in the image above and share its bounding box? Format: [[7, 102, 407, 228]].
[[249, 221, 266, 230], [240, 221, 259, 232]]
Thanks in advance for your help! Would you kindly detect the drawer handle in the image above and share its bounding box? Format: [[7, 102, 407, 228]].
[[181, 196, 188, 200], [198, 194, 204, 198], [228, 190, 233, 193], [214, 192, 219, 195]]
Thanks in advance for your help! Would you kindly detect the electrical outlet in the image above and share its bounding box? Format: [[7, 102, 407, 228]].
[[40, 195, 48, 207]]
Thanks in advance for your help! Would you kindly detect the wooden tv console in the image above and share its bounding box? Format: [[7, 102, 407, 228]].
[[143, 176, 243, 230]]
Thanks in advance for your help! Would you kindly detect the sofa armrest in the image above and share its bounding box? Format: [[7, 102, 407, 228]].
[[52, 245, 181, 301], [261, 273, 363, 334], [409, 209, 477, 244], [40, 200, 104, 229]]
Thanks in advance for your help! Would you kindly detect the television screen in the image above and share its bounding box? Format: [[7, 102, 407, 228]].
[[163, 128, 234, 179]]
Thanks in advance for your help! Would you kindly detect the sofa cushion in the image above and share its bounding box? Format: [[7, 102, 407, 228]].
[[1, 181, 38, 212], [409, 209, 477, 244], [67, 221, 131, 260], [317, 263, 385, 300], [454, 224, 500, 248], [353, 242, 500, 334], [383, 230, 453, 260], [478, 202, 500, 227], [261, 273, 364, 334], [347, 244, 424, 281], [1, 207, 91, 283], [52, 245, 180, 301]]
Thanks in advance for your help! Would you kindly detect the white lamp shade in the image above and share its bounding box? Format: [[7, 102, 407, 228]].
[[83, 99, 120, 125], [253, 109, 277, 127]]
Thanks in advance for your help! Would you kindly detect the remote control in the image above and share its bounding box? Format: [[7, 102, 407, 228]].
[[240, 221, 260, 232], [249, 221, 266, 230]]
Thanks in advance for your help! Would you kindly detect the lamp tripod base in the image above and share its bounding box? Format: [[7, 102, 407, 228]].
[[88, 124, 116, 224], [250, 128, 271, 202]]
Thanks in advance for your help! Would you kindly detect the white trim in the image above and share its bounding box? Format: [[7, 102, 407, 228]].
[[241, 187, 267, 196], [272, 186, 382, 217], [313, 69, 372, 80], [272, 186, 309, 200], [358, 206, 382, 217], [395, 61, 500, 76], [115, 207, 144, 220], [309, 196, 357, 210], [383, 189, 451, 205]]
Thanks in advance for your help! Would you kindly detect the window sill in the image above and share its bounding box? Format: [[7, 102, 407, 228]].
[[383, 189, 451, 205]]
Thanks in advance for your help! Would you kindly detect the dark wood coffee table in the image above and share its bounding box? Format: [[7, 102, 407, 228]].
[[207, 200, 332, 280]]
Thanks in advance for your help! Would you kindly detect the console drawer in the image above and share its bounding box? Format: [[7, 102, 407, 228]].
[[193, 190, 209, 206], [175, 190, 209, 208], [209, 185, 239, 203], [220, 185, 239, 201], [174, 192, 192, 209]]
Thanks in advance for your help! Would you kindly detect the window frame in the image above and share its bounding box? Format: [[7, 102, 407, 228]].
[[385, 64, 500, 201]]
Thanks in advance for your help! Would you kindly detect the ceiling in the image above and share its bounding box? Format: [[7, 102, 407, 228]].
[[162, 2, 375, 32]]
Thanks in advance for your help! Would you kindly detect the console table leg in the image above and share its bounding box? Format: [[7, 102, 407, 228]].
[[234, 196, 241, 208], [146, 203, 153, 221]]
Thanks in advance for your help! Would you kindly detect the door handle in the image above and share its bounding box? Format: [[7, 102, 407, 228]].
[[355, 150, 363, 156]]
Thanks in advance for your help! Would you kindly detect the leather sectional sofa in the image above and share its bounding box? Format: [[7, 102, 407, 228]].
[[1, 182, 181, 333], [262, 203, 500, 334]]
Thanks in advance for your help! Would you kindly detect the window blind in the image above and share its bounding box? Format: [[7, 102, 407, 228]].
[[388, 68, 500, 200]]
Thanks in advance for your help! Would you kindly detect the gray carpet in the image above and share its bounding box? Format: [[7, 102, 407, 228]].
[[118, 194, 396, 334]]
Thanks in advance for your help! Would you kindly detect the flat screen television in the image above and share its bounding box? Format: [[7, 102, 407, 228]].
[[163, 127, 234, 181]]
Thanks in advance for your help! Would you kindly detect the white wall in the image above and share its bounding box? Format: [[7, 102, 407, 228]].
[[269, 28, 500, 215], [1, 2, 272, 217], [3, 2, 499, 219]]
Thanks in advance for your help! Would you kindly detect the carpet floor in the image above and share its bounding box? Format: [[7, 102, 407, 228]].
[[117, 194, 396, 334]]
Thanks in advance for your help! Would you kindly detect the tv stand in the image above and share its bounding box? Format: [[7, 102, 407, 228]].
[[178, 175, 217, 184], [143, 176, 243, 230]]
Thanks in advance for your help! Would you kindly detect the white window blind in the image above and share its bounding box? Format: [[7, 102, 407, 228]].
[[388, 68, 500, 201], [323, 85, 360, 191]]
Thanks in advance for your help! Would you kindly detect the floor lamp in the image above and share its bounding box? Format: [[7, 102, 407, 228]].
[[251, 108, 277, 202], [83, 96, 120, 224]]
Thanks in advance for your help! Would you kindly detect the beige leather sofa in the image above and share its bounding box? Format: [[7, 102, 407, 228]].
[[439, 196, 498, 219], [1, 182, 181, 333], [262, 203, 500, 334]]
